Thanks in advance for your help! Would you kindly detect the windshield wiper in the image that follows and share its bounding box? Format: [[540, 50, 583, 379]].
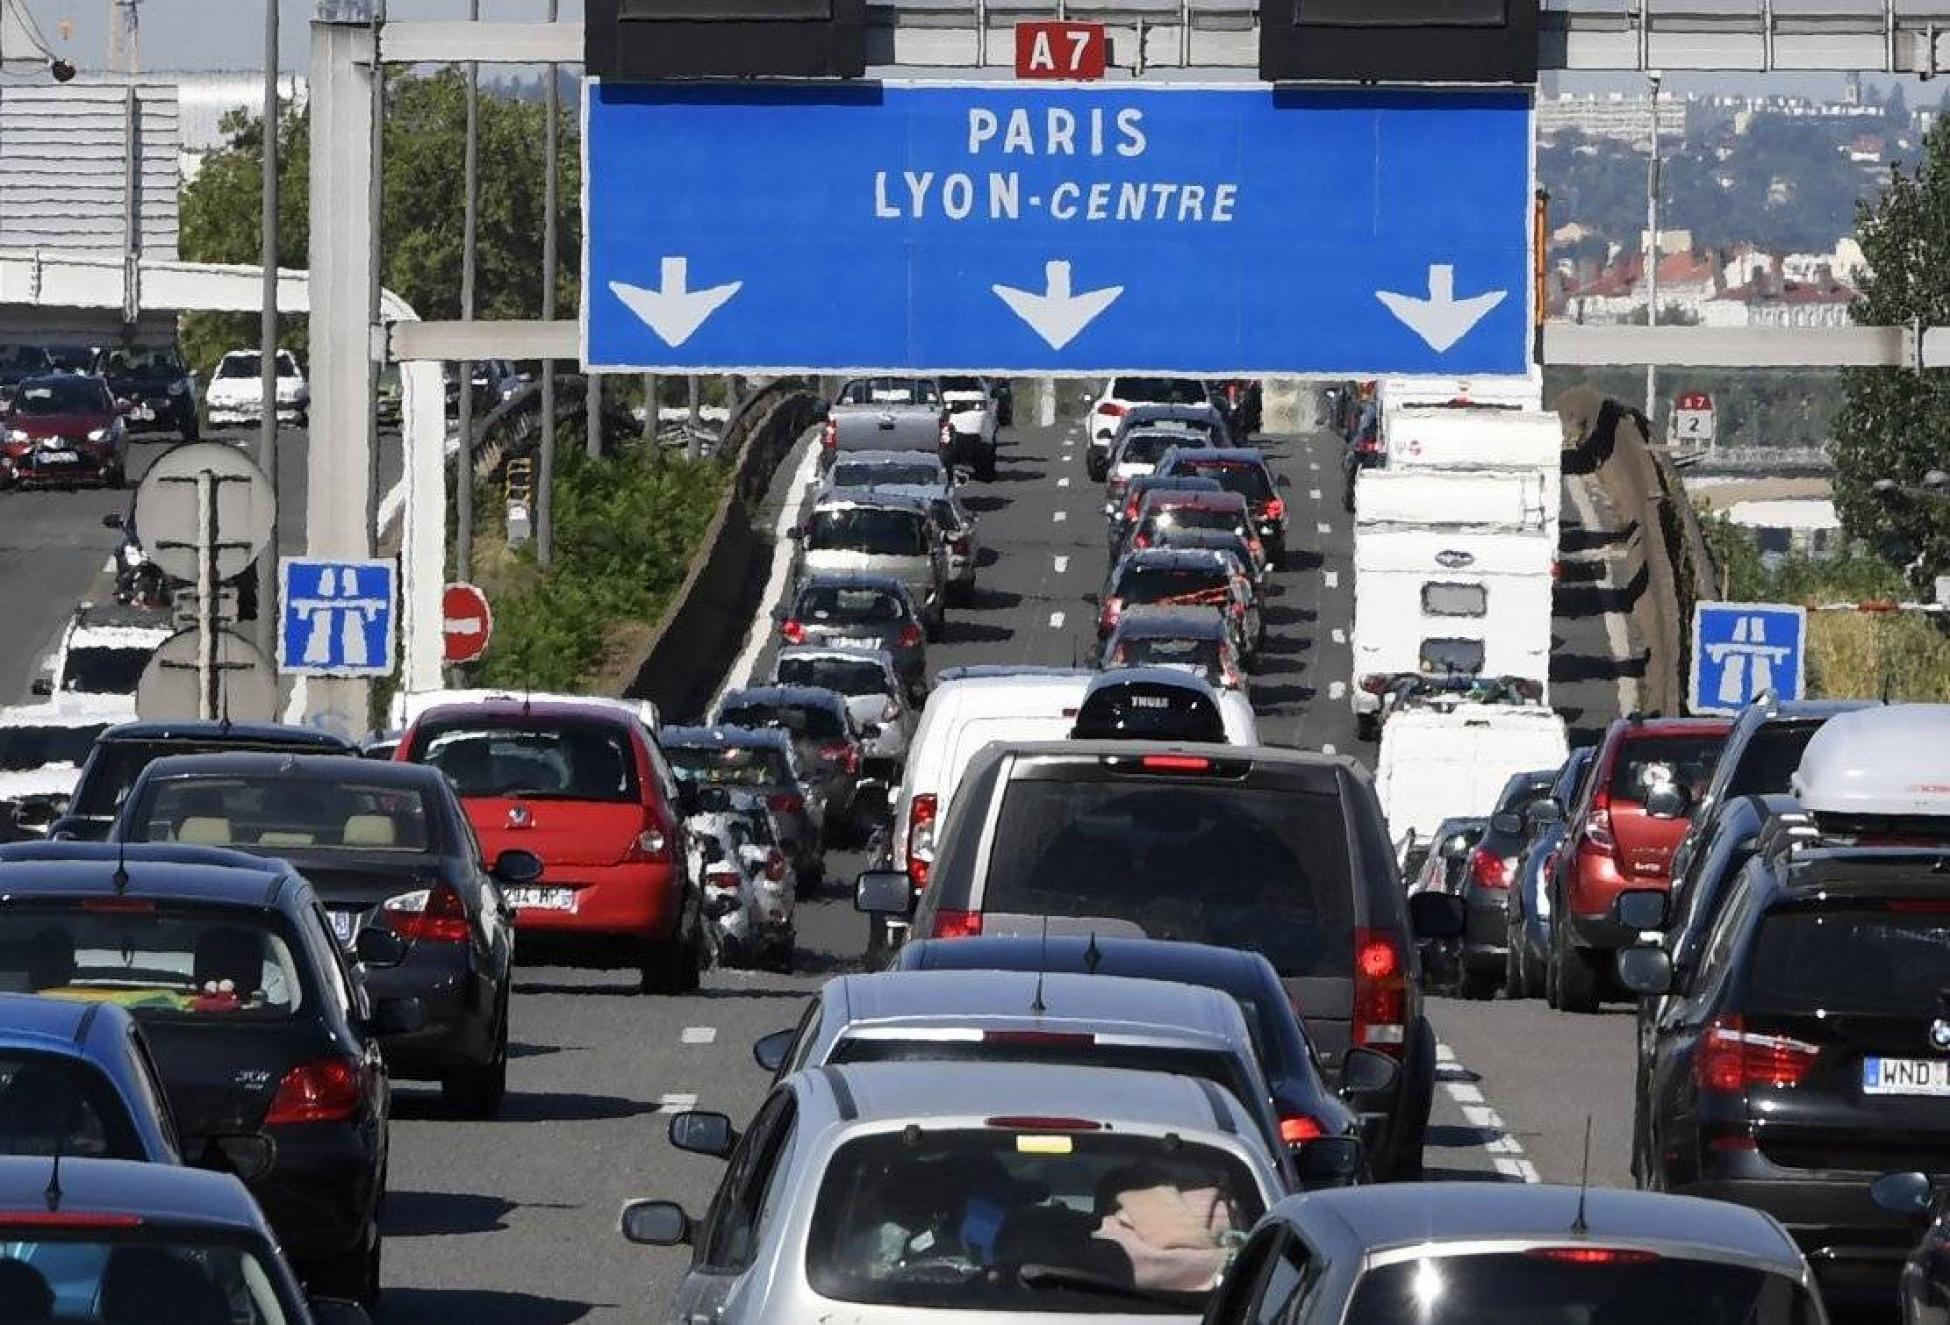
[[1016, 1264, 1194, 1307]]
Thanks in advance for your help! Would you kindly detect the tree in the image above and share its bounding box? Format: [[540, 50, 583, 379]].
[[178, 70, 580, 375], [1833, 116, 1950, 589]]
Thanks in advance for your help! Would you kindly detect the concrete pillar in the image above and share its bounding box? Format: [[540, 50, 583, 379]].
[[302, 16, 377, 736], [1038, 376, 1057, 427]]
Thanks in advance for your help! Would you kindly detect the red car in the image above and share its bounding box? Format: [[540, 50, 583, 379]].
[[1, 374, 127, 488], [1549, 714, 1732, 1013], [397, 698, 704, 994]]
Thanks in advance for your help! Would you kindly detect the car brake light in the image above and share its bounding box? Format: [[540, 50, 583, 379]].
[[780, 619, 807, 645], [1102, 596, 1122, 628], [951, 536, 971, 555], [1526, 1248, 1661, 1266], [820, 418, 837, 450], [986, 1115, 1102, 1131], [628, 828, 670, 863], [264, 1057, 364, 1125], [1358, 673, 1391, 696], [907, 793, 938, 888], [1582, 789, 1616, 852], [931, 908, 983, 939], [1696, 1015, 1818, 1094], [818, 742, 860, 775], [0, 1211, 143, 1229], [983, 1030, 1095, 1047], [1133, 532, 1149, 550], [1278, 1114, 1325, 1144], [1352, 928, 1408, 1058], [767, 792, 804, 815], [1098, 402, 1127, 418], [1265, 497, 1285, 521], [1140, 754, 1212, 772], [703, 867, 743, 892], [763, 850, 787, 883], [939, 419, 953, 450], [383, 882, 470, 943], [1467, 846, 1514, 890]]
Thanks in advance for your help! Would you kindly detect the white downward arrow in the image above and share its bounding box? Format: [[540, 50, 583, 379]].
[[993, 260, 1124, 351], [1375, 264, 1509, 354], [609, 257, 742, 349]]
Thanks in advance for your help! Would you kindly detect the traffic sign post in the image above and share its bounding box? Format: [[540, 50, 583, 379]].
[[1671, 390, 1716, 446], [584, 84, 1532, 377], [1691, 601, 1807, 716], [442, 582, 494, 665], [278, 558, 398, 678]]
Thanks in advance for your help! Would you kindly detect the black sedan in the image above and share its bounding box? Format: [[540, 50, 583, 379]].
[[90, 345, 199, 441], [107, 753, 534, 1119], [0, 841, 420, 1306]]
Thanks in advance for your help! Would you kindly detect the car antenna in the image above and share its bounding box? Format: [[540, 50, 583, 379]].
[[44, 1139, 62, 1212], [1031, 916, 1049, 1014], [1082, 931, 1102, 975], [111, 834, 130, 894], [1570, 1115, 1593, 1235]]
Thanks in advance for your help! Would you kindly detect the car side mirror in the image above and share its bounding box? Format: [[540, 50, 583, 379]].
[[1871, 1171, 1935, 1223], [1613, 945, 1673, 997], [491, 848, 544, 884], [204, 1133, 276, 1184], [29, 678, 51, 697], [854, 869, 914, 916], [101, 513, 125, 530], [753, 1027, 795, 1073], [1490, 812, 1523, 837], [1644, 783, 1689, 820], [368, 996, 426, 1036], [307, 1300, 374, 1325], [1277, 473, 1293, 488], [1339, 1047, 1400, 1097], [1613, 889, 1669, 932], [1437, 833, 1472, 862], [353, 926, 409, 968], [668, 1110, 737, 1160], [1407, 891, 1464, 940], [619, 1199, 692, 1246], [1294, 1135, 1363, 1184], [1524, 800, 1563, 830], [786, 527, 804, 542]]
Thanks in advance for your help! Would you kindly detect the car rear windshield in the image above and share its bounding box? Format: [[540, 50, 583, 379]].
[[831, 460, 939, 489], [1724, 723, 1823, 800], [808, 508, 929, 557], [1173, 461, 1273, 502], [1143, 508, 1248, 541], [839, 378, 938, 406], [72, 741, 335, 817], [57, 647, 150, 696], [1344, 1251, 1819, 1325], [1108, 635, 1224, 683], [0, 724, 107, 772], [1072, 688, 1225, 743], [795, 586, 908, 626], [805, 1127, 1264, 1313], [718, 703, 846, 741], [415, 720, 641, 803], [983, 777, 1355, 976], [97, 348, 184, 377], [0, 906, 303, 1020], [1116, 566, 1230, 608], [1118, 434, 1189, 466], [938, 376, 986, 394], [0, 1234, 292, 1322], [0, 1051, 143, 1159], [1114, 378, 1208, 406], [1609, 733, 1724, 804], [14, 380, 111, 416], [775, 657, 889, 697], [1747, 907, 1950, 1017], [126, 775, 433, 852], [666, 744, 792, 788], [1420, 638, 1485, 674]]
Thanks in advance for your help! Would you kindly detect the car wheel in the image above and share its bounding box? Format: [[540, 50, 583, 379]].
[[796, 861, 824, 901], [309, 1228, 381, 1309], [977, 449, 997, 481], [440, 1000, 509, 1119], [1459, 963, 1498, 1001], [639, 932, 696, 995], [103, 464, 125, 490], [947, 580, 973, 609], [1266, 536, 1286, 571], [1552, 918, 1602, 1014], [295, 410, 309, 429], [1355, 711, 1379, 744], [763, 933, 795, 974], [180, 413, 200, 443]]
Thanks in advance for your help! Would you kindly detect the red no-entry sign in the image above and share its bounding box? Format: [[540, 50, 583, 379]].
[[442, 582, 493, 664]]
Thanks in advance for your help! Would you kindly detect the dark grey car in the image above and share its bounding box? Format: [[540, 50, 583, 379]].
[[714, 686, 866, 843], [660, 726, 825, 888], [776, 573, 929, 703]]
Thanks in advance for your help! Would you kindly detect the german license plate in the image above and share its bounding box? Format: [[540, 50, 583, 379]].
[[36, 449, 77, 465], [1863, 1057, 1950, 1097], [506, 886, 576, 912], [328, 909, 360, 946]]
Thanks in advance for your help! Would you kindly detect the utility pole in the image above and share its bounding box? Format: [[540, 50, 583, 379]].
[[253, 0, 279, 662], [456, 0, 480, 577], [1644, 69, 1662, 429], [538, 0, 559, 569]]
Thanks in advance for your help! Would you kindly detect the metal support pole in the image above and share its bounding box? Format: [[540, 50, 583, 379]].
[[1644, 70, 1661, 427], [197, 469, 217, 720], [538, 0, 559, 569], [255, 0, 279, 660], [456, 0, 481, 579], [367, 2, 386, 544], [643, 373, 658, 441], [585, 370, 601, 459], [686, 375, 701, 460]]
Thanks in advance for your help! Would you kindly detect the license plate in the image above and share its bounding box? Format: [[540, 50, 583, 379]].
[[132, 406, 153, 422], [36, 450, 77, 465], [328, 909, 360, 945], [506, 886, 576, 912], [1863, 1057, 1950, 1096]]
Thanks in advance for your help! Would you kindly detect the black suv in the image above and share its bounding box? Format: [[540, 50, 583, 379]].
[[858, 739, 1462, 1181], [91, 345, 199, 441]]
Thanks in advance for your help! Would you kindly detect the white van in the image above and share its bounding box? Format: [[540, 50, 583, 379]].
[[1376, 703, 1570, 865]]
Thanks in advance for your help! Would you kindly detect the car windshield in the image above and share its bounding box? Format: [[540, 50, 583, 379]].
[[1723, 724, 1823, 800], [0, 1052, 144, 1159], [796, 586, 908, 627], [1108, 636, 1225, 684], [71, 741, 334, 818], [1115, 378, 1207, 406], [125, 776, 433, 852], [1748, 907, 1950, 1016], [0, 1234, 294, 1323], [808, 508, 928, 557], [831, 461, 939, 488], [983, 779, 1355, 975], [1345, 1250, 1819, 1325], [1174, 461, 1274, 503], [805, 1127, 1263, 1314], [1116, 566, 1230, 608], [666, 744, 792, 788], [0, 347, 49, 375], [718, 703, 845, 741], [1610, 734, 1723, 805], [43, 348, 94, 372], [775, 657, 889, 696], [216, 354, 261, 379], [839, 378, 939, 406], [416, 721, 640, 803], [0, 906, 302, 1019], [59, 648, 151, 696], [14, 381, 111, 416], [0, 724, 107, 772], [95, 348, 184, 377]]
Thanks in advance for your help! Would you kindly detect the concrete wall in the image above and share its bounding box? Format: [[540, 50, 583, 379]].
[[0, 83, 179, 259]]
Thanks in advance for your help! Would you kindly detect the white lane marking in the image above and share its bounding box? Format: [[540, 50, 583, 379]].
[[711, 428, 822, 711], [1058, 476, 1071, 488], [657, 1092, 699, 1112], [680, 1026, 718, 1045], [1563, 476, 1641, 718], [1053, 510, 1067, 523], [1053, 556, 1069, 573], [1316, 521, 1332, 536], [1436, 1042, 1540, 1184], [100, 556, 115, 574], [1048, 611, 1066, 628], [1328, 680, 1347, 700], [1331, 628, 1346, 644], [1308, 489, 1322, 502], [1323, 569, 1339, 589], [1309, 461, 1320, 472]]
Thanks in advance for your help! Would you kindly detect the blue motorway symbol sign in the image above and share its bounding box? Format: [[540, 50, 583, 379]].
[[583, 83, 1533, 377], [278, 557, 397, 678], [1691, 601, 1806, 716]]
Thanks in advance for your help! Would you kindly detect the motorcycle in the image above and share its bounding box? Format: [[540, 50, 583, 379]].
[[689, 787, 796, 973], [104, 514, 172, 610]]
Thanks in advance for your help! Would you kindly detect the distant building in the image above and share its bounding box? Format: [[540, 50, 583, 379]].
[[1701, 277, 1855, 329], [174, 71, 309, 181]]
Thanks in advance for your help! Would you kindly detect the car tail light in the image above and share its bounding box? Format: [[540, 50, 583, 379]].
[[1097, 402, 1127, 418], [1141, 754, 1212, 773], [939, 419, 953, 450], [627, 828, 671, 863], [1354, 436, 1383, 456], [82, 897, 154, 913], [1695, 1015, 1819, 1094], [768, 792, 804, 815], [1124, 497, 1142, 520], [1467, 847, 1515, 890], [820, 418, 837, 450], [951, 536, 971, 556], [763, 850, 787, 883], [1358, 673, 1391, 696], [907, 793, 938, 888], [882, 698, 901, 723], [818, 741, 860, 775], [780, 619, 807, 645], [383, 882, 470, 943], [1102, 596, 1123, 629], [1133, 532, 1150, 550], [1278, 1113, 1325, 1144], [1582, 809, 1616, 852], [898, 623, 923, 649], [931, 908, 983, 939], [1352, 928, 1409, 1058], [1265, 497, 1285, 521], [1526, 1248, 1660, 1266], [703, 867, 743, 892], [264, 1057, 364, 1125]]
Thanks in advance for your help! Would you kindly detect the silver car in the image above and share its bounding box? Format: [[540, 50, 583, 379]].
[[794, 491, 948, 636], [619, 1061, 1286, 1325], [866, 481, 979, 606], [820, 450, 953, 493], [1206, 1183, 1826, 1324], [769, 646, 912, 780]]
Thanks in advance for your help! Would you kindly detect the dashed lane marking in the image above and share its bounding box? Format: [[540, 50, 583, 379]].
[[1053, 510, 1067, 523], [1308, 489, 1322, 502], [1048, 611, 1066, 628], [1058, 477, 1071, 488], [657, 1093, 699, 1112], [1331, 628, 1346, 644], [1323, 570, 1339, 589], [1316, 522, 1332, 536], [1053, 556, 1069, 573], [1436, 1042, 1540, 1183], [1309, 461, 1320, 471], [1328, 680, 1346, 700], [680, 1026, 718, 1045]]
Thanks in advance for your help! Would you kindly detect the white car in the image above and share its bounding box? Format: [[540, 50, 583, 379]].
[[204, 348, 309, 428], [32, 608, 171, 717], [1086, 377, 1214, 480], [0, 699, 116, 836]]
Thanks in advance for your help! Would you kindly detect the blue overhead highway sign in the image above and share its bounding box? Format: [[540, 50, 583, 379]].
[[1691, 601, 1807, 716], [583, 83, 1533, 377]]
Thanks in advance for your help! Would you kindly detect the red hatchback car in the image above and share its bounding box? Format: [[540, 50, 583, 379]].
[[1549, 714, 1732, 1013], [1, 374, 127, 489], [397, 699, 703, 994]]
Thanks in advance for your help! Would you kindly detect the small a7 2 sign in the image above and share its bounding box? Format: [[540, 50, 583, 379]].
[[1015, 21, 1108, 80]]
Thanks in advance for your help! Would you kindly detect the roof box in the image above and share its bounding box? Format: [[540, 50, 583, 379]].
[[1790, 705, 1950, 819]]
